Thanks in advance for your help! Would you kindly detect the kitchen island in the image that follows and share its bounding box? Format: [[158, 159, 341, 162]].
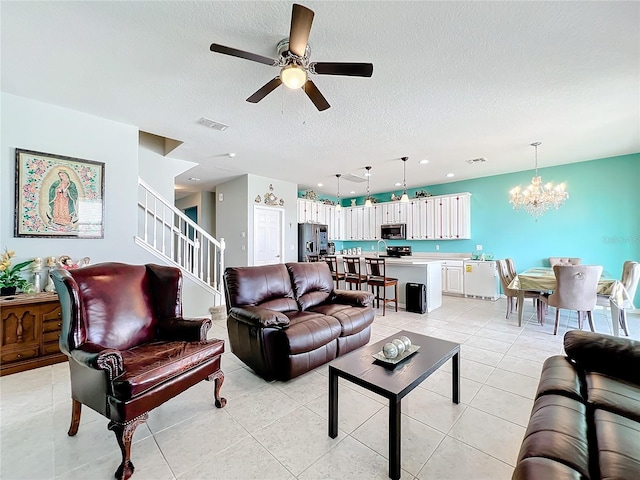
[[333, 254, 444, 313], [382, 257, 443, 313]]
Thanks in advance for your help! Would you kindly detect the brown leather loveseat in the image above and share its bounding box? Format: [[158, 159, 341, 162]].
[[224, 262, 375, 380], [513, 330, 640, 479]]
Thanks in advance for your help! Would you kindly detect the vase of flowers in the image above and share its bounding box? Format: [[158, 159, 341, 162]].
[[0, 248, 33, 295]]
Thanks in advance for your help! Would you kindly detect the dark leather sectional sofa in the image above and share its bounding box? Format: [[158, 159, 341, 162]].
[[224, 261, 375, 381], [513, 330, 640, 479]]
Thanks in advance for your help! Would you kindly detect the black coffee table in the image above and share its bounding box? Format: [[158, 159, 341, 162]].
[[328, 330, 460, 480]]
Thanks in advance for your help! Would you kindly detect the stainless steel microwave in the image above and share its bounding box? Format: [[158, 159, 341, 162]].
[[381, 223, 406, 240]]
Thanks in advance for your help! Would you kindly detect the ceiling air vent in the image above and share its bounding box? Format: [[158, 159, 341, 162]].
[[342, 173, 367, 183], [466, 157, 487, 164], [198, 117, 229, 131]]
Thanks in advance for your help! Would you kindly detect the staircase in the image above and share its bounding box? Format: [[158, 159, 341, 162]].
[[135, 178, 225, 306]]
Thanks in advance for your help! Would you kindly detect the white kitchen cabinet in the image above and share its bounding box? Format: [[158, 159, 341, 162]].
[[300, 192, 470, 242], [441, 259, 465, 296], [325, 205, 343, 240], [362, 204, 383, 240], [344, 207, 364, 240], [433, 193, 471, 240]]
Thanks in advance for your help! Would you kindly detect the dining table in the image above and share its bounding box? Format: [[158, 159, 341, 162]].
[[507, 267, 629, 335]]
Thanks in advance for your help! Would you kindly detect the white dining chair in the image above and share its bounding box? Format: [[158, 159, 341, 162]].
[[548, 257, 582, 267], [595, 260, 640, 336], [497, 259, 540, 320], [538, 265, 603, 335]]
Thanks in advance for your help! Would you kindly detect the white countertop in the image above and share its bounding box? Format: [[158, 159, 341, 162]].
[[333, 252, 471, 266]]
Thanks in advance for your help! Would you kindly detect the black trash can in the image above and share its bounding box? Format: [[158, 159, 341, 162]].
[[405, 282, 427, 314]]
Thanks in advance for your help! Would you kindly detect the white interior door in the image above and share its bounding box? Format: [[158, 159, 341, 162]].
[[253, 206, 284, 265]]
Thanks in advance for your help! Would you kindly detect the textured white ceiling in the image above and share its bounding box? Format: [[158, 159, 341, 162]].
[[2, 1, 638, 198]]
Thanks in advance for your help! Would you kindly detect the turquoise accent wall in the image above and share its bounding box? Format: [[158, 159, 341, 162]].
[[303, 153, 640, 304]]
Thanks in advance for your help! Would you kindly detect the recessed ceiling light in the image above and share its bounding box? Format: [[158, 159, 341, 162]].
[[188, 177, 201, 182], [419, 159, 429, 164], [317, 183, 323, 187], [228, 152, 236, 158], [395, 182, 402, 186], [445, 173, 455, 178], [349, 190, 355, 194]]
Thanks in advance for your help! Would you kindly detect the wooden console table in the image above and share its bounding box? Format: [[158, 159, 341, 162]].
[[0, 292, 67, 376]]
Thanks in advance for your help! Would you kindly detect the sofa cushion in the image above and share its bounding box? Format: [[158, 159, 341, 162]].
[[224, 264, 296, 311], [512, 457, 584, 480], [564, 330, 640, 385], [283, 311, 342, 355], [113, 340, 225, 398], [586, 372, 640, 422], [516, 394, 591, 479], [535, 355, 584, 402], [286, 262, 334, 310], [310, 303, 374, 336], [594, 409, 640, 479]]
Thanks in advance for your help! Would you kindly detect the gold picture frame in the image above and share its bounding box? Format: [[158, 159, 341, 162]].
[[14, 148, 105, 238]]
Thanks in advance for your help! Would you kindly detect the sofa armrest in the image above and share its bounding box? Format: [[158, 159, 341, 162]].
[[228, 306, 290, 328], [70, 343, 125, 380], [157, 317, 212, 341], [332, 289, 374, 307], [564, 330, 640, 385]]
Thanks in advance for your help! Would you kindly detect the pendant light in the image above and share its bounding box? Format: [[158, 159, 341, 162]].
[[400, 157, 409, 202], [335, 174, 342, 211], [364, 166, 372, 207]]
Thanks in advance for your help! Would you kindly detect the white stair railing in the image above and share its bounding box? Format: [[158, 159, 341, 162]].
[[135, 178, 225, 305]]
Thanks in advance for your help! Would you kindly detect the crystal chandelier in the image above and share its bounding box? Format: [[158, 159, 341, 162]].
[[509, 142, 568, 220]]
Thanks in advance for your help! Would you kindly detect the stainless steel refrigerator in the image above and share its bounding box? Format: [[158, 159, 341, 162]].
[[298, 223, 328, 261]]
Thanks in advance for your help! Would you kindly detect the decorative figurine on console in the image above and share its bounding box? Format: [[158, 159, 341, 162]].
[[44, 256, 58, 292]]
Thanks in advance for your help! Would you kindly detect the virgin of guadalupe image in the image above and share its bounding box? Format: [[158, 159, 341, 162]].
[[47, 169, 79, 226]]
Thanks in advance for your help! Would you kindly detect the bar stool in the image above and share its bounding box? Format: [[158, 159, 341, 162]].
[[343, 256, 368, 290], [365, 257, 398, 315], [324, 255, 345, 289]]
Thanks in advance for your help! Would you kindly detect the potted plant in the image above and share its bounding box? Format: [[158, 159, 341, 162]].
[[0, 248, 33, 296]]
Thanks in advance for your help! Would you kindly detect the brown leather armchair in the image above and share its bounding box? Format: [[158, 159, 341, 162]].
[[51, 262, 226, 480]]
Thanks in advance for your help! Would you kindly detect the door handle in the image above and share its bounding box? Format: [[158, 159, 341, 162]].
[[275, 255, 280, 258]]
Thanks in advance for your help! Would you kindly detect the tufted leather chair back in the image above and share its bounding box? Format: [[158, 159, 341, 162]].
[[548, 265, 602, 311], [549, 257, 582, 267], [52, 263, 182, 354], [621, 261, 640, 308], [224, 264, 298, 313], [286, 262, 334, 310], [497, 259, 515, 296]]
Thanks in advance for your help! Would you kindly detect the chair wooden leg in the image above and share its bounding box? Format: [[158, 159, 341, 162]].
[[209, 370, 227, 408], [68, 399, 82, 436], [587, 311, 595, 332], [506, 297, 512, 319], [553, 309, 560, 335], [394, 284, 398, 312], [108, 413, 148, 480], [382, 285, 386, 316], [620, 310, 630, 336], [577, 311, 584, 330]]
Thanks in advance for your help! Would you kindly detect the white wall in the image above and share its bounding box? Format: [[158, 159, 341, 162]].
[[1, 93, 140, 264], [1, 93, 217, 317], [215, 175, 249, 268], [247, 174, 298, 263]]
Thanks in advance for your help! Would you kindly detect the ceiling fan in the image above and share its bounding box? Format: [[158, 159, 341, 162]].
[[210, 3, 373, 111]]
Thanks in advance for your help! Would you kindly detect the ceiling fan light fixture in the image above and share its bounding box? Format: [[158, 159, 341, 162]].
[[280, 65, 307, 89]]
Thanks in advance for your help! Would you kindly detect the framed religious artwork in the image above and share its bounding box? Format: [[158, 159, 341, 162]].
[[14, 148, 105, 238]]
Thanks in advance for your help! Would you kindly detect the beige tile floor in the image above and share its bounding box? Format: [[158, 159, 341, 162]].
[[1, 296, 637, 480]]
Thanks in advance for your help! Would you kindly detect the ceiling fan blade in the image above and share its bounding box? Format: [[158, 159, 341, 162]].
[[303, 79, 330, 111], [288, 4, 314, 57], [311, 62, 374, 77], [246, 77, 282, 103], [210, 43, 276, 66]]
